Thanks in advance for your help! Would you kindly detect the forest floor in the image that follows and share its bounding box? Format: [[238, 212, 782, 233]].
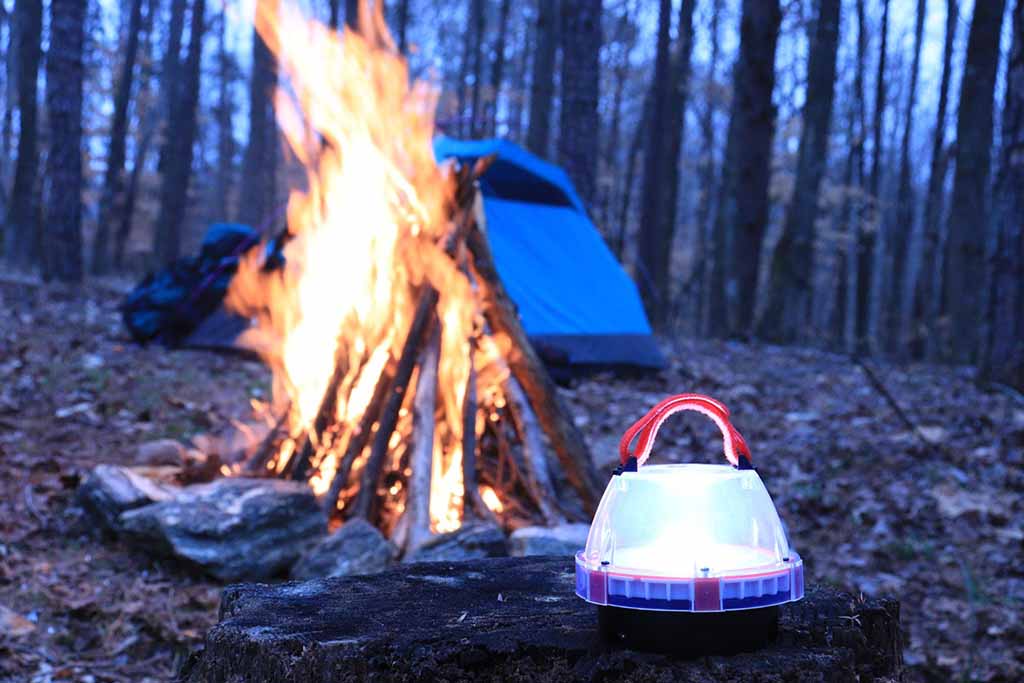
[[0, 278, 1021, 682]]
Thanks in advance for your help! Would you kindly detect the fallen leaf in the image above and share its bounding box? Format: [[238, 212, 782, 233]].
[[0, 604, 36, 637]]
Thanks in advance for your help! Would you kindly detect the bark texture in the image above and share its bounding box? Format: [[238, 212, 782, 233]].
[[180, 557, 903, 683], [946, 0, 1007, 362], [557, 0, 602, 208], [757, 0, 841, 343], [45, 0, 87, 282]]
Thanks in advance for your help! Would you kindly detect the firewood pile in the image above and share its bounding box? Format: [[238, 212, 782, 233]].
[[230, 161, 603, 550]]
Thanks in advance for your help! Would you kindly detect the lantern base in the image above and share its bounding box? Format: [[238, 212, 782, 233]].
[[597, 604, 779, 656]]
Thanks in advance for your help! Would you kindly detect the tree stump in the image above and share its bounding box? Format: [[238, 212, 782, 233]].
[[180, 557, 902, 682]]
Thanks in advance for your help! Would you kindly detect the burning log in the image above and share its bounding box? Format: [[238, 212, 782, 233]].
[[466, 193, 604, 513], [405, 320, 440, 552]]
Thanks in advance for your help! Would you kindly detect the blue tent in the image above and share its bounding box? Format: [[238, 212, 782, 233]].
[[434, 138, 665, 371]]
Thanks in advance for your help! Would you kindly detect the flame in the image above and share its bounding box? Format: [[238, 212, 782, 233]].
[[227, 0, 493, 535], [480, 486, 504, 514]]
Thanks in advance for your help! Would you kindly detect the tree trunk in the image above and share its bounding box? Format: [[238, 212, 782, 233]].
[[945, 0, 1007, 363], [396, 0, 410, 53], [887, 0, 926, 352], [557, 0, 602, 208], [487, 0, 511, 136], [614, 85, 652, 260], [44, 0, 86, 282], [114, 0, 159, 270], [214, 7, 236, 221], [345, 0, 358, 30], [3, 0, 41, 267], [92, 0, 144, 274], [526, 0, 557, 157], [599, 6, 634, 231], [636, 0, 696, 328], [239, 3, 278, 230], [508, 15, 531, 142], [695, 0, 722, 337], [468, 0, 486, 138], [915, 0, 957, 360], [757, 0, 841, 343], [153, 0, 207, 265], [854, 0, 889, 355], [635, 0, 672, 323], [710, 0, 782, 337], [327, 0, 340, 30], [980, 0, 1022, 388]]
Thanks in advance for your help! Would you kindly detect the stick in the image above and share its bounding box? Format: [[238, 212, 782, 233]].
[[855, 358, 948, 453], [466, 191, 603, 514], [321, 360, 394, 516], [504, 376, 567, 525], [405, 318, 440, 552], [461, 342, 498, 523], [245, 404, 292, 473], [352, 292, 438, 520]]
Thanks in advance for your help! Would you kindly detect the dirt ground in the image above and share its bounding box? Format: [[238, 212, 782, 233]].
[[0, 279, 1021, 682]]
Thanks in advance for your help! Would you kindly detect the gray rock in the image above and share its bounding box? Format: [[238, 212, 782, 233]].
[[119, 477, 327, 581], [136, 439, 187, 466], [291, 518, 397, 579], [509, 523, 590, 557], [404, 522, 507, 563], [76, 464, 178, 533]]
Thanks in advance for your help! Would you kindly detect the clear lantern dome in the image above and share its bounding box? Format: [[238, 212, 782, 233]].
[[575, 394, 804, 613]]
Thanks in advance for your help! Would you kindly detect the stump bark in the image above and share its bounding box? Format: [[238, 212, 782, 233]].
[[180, 557, 902, 682]]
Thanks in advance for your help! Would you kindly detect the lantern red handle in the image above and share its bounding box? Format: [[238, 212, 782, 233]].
[[618, 393, 752, 469]]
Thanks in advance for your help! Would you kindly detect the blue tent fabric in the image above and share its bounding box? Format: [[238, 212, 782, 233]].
[[435, 138, 665, 370]]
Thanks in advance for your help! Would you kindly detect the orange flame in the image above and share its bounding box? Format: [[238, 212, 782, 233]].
[[226, 0, 494, 535]]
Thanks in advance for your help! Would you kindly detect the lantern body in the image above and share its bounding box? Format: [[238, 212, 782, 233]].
[[575, 463, 804, 613]]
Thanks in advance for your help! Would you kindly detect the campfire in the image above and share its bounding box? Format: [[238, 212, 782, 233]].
[[219, 0, 602, 551]]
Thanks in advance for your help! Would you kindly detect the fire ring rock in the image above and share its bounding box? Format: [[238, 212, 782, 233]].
[[119, 477, 327, 581], [291, 518, 397, 580], [76, 464, 179, 534]]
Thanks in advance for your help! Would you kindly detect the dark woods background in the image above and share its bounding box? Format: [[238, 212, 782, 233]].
[[0, 0, 1021, 385]]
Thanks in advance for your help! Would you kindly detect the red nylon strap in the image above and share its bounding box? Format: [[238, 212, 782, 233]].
[[618, 393, 752, 468]]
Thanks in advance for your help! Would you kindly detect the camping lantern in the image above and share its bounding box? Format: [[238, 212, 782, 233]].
[[575, 394, 804, 654]]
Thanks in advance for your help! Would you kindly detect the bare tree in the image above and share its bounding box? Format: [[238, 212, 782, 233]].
[[3, 0, 42, 267], [214, 7, 238, 221], [636, 0, 696, 328], [557, 0, 602, 207], [486, 0, 512, 136], [887, 0, 926, 350], [946, 0, 1007, 362], [239, 3, 278, 230], [154, 0, 207, 264], [853, 0, 889, 355], [708, 0, 782, 337], [526, 0, 557, 157], [468, 0, 486, 137], [92, 0, 145, 274], [982, 0, 1023, 388], [694, 0, 723, 336], [45, 0, 87, 282], [758, 0, 841, 343]]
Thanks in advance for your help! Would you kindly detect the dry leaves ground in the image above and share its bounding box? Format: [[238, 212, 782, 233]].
[[1, 278, 1021, 682]]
